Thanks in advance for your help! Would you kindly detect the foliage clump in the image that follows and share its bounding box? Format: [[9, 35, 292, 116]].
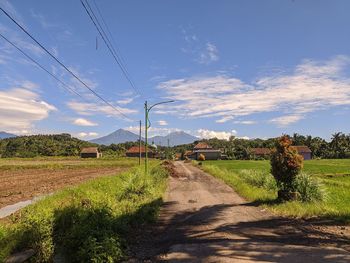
[[292, 173, 325, 202], [270, 136, 303, 199], [198, 154, 205, 161]]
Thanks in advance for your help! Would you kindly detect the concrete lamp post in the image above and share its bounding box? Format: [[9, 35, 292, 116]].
[[144, 100, 174, 174]]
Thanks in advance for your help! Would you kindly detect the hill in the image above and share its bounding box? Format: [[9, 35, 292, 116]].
[[0, 131, 17, 139], [90, 129, 140, 145], [151, 131, 198, 146], [91, 129, 198, 146], [0, 133, 95, 158]]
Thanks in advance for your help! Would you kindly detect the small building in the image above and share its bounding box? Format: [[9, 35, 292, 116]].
[[251, 146, 312, 160], [194, 142, 212, 150], [186, 142, 221, 160], [293, 146, 312, 160], [80, 147, 102, 158], [192, 149, 221, 160], [126, 145, 155, 158], [251, 148, 271, 159]]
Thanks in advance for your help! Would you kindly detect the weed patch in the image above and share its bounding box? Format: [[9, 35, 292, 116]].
[[0, 162, 167, 262]]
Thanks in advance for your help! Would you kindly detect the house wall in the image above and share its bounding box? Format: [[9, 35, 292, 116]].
[[301, 152, 311, 160], [196, 151, 221, 160], [81, 153, 99, 158], [126, 152, 154, 158]]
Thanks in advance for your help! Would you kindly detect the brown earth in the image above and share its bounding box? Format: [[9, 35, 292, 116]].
[[129, 161, 350, 262], [0, 167, 125, 208]]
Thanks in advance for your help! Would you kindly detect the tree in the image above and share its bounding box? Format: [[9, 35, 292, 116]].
[[270, 135, 303, 199]]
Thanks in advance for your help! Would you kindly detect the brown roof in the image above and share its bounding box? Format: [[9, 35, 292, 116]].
[[293, 146, 312, 153], [81, 147, 99, 153], [184, 150, 193, 156], [126, 145, 153, 154], [251, 148, 271, 155], [194, 142, 211, 150]]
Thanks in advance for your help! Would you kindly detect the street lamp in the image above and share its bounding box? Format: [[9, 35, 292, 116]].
[[144, 100, 174, 174]]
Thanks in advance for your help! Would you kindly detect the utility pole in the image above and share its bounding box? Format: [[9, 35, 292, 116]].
[[144, 101, 148, 174], [144, 100, 174, 175], [139, 120, 141, 166]]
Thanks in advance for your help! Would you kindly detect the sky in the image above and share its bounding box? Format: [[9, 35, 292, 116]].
[[1, 0, 350, 141]]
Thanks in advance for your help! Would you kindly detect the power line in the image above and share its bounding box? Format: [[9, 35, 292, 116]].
[[0, 32, 86, 100], [0, 6, 134, 121], [92, 0, 127, 66], [80, 0, 144, 98]]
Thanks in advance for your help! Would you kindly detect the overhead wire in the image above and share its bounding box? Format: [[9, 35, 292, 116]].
[[0, 6, 134, 121], [80, 0, 144, 98], [0, 32, 86, 100]]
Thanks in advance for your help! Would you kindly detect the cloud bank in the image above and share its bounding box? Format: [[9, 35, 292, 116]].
[[157, 56, 350, 126]]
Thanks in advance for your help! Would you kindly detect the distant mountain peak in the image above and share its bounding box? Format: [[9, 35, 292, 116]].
[[0, 131, 17, 139], [90, 129, 197, 146]]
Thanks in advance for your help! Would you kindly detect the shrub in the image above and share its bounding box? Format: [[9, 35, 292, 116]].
[[238, 170, 277, 191], [270, 136, 303, 194], [292, 173, 325, 202], [198, 154, 205, 161]]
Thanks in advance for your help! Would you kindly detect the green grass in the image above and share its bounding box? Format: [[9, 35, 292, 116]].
[[0, 161, 168, 262], [202, 159, 350, 222]]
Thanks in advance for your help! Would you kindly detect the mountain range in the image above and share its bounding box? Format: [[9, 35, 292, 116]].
[[0, 131, 17, 139], [90, 129, 198, 146]]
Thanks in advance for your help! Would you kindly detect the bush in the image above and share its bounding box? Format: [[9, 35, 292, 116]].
[[270, 136, 303, 194], [238, 170, 277, 191], [293, 173, 325, 202], [198, 154, 205, 161]]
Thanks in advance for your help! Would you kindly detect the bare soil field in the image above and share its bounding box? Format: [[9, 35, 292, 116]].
[[0, 167, 126, 208]]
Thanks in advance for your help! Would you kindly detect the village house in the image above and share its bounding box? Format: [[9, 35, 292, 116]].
[[80, 147, 102, 158], [251, 146, 312, 160], [126, 145, 155, 158], [293, 146, 312, 160], [251, 148, 271, 159], [186, 142, 221, 160]]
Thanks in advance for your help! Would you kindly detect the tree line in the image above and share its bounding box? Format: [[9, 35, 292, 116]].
[[0, 134, 95, 158], [1, 132, 349, 159], [172, 132, 350, 160]]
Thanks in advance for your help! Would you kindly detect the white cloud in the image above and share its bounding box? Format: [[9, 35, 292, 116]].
[[73, 118, 98, 126], [0, 87, 56, 130], [157, 120, 168, 126], [269, 115, 304, 127], [234, 120, 257, 125], [197, 129, 237, 140], [67, 101, 137, 120], [116, 97, 133, 105], [157, 56, 350, 126], [198, 43, 219, 64], [77, 132, 99, 138]]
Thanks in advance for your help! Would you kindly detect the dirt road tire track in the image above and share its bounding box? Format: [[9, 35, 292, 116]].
[[130, 161, 350, 262]]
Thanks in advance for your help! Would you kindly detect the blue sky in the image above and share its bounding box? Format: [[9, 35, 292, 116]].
[[1, 0, 350, 141]]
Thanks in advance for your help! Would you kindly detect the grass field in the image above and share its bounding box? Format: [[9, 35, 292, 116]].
[[0, 157, 140, 208], [202, 159, 350, 222], [0, 159, 167, 262]]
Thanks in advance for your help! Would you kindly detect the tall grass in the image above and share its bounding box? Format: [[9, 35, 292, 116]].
[[0, 163, 168, 262], [201, 162, 350, 222]]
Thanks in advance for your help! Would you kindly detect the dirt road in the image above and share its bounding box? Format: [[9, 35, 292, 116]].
[[132, 161, 350, 262]]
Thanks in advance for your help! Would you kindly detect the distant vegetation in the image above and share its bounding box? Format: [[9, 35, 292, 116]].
[[173, 132, 350, 159], [1, 132, 350, 159], [0, 134, 95, 158]]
